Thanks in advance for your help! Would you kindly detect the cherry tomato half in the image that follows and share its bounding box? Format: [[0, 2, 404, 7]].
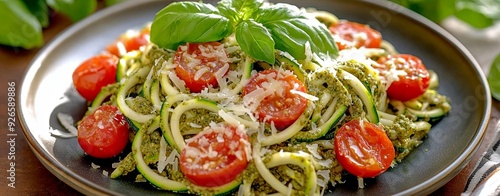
[[106, 27, 150, 57], [376, 54, 430, 102], [334, 119, 395, 178], [72, 54, 118, 101], [77, 105, 130, 159], [243, 69, 308, 130], [174, 42, 230, 93], [329, 20, 382, 50], [180, 124, 250, 187]]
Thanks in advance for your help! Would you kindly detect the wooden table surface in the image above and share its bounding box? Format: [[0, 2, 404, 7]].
[[1, 7, 499, 196]]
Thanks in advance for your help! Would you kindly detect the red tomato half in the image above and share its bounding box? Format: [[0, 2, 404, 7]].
[[334, 120, 395, 178], [376, 54, 430, 102], [329, 20, 382, 50], [77, 105, 130, 159], [180, 124, 250, 187], [106, 27, 150, 57], [72, 54, 118, 101], [174, 42, 230, 93], [243, 69, 308, 130]]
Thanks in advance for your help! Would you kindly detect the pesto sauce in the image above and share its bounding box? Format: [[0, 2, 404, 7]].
[[125, 96, 155, 115], [179, 108, 222, 134], [382, 114, 427, 162]]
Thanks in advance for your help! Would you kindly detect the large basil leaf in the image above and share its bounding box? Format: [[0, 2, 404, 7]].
[[46, 0, 97, 22], [218, 0, 263, 24], [0, 0, 43, 49], [488, 54, 500, 101], [150, 1, 233, 50], [255, 3, 338, 60], [236, 20, 275, 64]]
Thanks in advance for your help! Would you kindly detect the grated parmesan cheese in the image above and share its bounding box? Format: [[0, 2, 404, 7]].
[[157, 135, 169, 173], [306, 143, 322, 159], [168, 71, 187, 92], [194, 67, 210, 81], [57, 113, 78, 136], [91, 162, 100, 169], [290, 89, 319, 101]]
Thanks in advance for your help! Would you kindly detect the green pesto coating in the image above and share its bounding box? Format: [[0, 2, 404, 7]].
[[383, 114, 429, 162], [125, 96, 156, 115]]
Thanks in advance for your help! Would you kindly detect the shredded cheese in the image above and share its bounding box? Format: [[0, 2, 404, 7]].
[[168, 71, 187, 92]]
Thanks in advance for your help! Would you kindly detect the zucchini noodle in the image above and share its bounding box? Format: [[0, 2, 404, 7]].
[[77, 4, 453, 196]]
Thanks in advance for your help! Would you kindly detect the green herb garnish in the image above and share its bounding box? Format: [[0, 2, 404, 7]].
[[150, 0, 338, 64]]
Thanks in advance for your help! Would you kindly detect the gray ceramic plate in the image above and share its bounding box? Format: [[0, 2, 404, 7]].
[[19, 0, 491, 195]]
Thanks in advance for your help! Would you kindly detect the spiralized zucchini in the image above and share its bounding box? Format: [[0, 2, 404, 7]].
[[90, 6, 454, 196]]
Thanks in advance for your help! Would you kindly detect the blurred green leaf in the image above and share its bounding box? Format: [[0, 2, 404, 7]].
[[390, 0, 457, 23], [0, 0, 43, 49], [21, 0, 49, 27], [455, 0, 500, 28], [391, 0, 500, 28], [105, 0, 128, 7], [46, 0, 97, 22], [488, 54, 500, 101]]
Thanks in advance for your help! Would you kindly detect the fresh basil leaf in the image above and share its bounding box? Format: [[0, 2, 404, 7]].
[[488, 53, 500, 101], [150, 1, 233, 50], [21, 0, 49, 27], [0, 0, 43, 49], [455, 0, 500, 29], [218, 0, 263, 24], [236, 20, 275, 64], [255, 3, 338, 60], [46, 0, 97, 22]]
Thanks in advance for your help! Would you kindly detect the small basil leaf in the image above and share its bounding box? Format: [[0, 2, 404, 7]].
[[0, 0, 43, 49], [218, 0, 263, 24], [21, 0, 49, 27], [488, 53, 500, 101], [46, 0, 97, 22], [236, 20, 275, 64], [151, 2, 233, 50], [255, 3, 338, 60]]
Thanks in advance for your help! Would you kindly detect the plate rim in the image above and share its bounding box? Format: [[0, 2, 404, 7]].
[[18, 0, 492, 195]]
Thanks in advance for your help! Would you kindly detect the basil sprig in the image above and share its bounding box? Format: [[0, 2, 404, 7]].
[[150, 0, 338, 64]]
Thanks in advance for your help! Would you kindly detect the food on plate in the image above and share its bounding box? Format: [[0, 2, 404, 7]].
[[72, 54, 119, 101], [77, 105, 129, 158], [67, 0, 451, 195]]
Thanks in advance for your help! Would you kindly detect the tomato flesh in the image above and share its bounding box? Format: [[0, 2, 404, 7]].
[[180, 124, 250, 187], [72, 54, 118, 101], [243, 69, 308, 130], [334, 119, 395, 178], [174, 42, 230, 93], [329, 20, 382, 50], [77, 105, 130, 159], [376, 54, 430, 102], [106, 27, 150, 57]]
